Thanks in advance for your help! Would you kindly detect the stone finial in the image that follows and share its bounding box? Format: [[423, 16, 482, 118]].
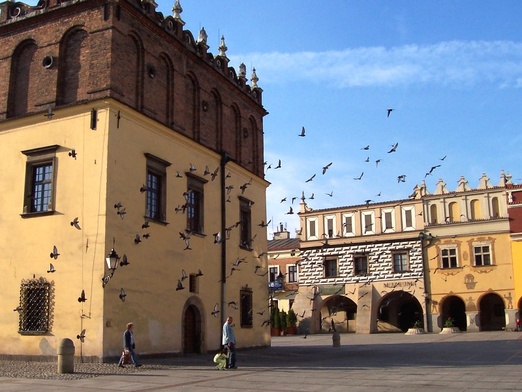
[[172, 0, 185, 25], [238, 63, 247, 79], [434, 178, 448, 195], [497, 169, 512, 187], [477, 173, 490, 189], [218, 35, 228, 57], [197, 27, 208, 44], [251, 67, 259, 88], [456, 176, 470, 192]]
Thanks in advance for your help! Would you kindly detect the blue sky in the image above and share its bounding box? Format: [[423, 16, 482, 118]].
[[156, 1, 522, 239]]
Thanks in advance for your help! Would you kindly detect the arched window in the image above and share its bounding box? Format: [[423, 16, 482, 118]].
[[470, 199, 481, 220], [491, 197, 500, 218], [430, 204, 438, 224], [7, 40, 38, 118], [57, 28, 88, 106], [448, 202, 459, 223]]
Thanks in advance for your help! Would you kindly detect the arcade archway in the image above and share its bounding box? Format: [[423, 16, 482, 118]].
[[440, 295, 466, 331], [318, 295, 357, 332], [378, 291, 423, 332], [479, 292, 505, 331]]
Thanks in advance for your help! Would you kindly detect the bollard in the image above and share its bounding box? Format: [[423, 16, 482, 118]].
[[332, 331, 341, 347], [57, 338, 75, 374]]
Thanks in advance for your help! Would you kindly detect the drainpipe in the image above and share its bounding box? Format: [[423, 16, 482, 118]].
[[220, 151, 230, 336], [419, 231, 434, 332]]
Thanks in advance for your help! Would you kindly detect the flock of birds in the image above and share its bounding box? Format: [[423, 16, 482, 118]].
[[265, 108, 449, 233], [19, 156, 281, 342]]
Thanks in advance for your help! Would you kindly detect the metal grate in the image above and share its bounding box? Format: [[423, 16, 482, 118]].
[[18, 278, 52, 334]]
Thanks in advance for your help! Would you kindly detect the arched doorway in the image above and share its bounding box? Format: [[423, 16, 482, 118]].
[[479, 293, 505, 331], [441, 295, 466, 331], [183, 303, 203, 353], [318, 295, 357, 332], [378, 291, 423, 332]]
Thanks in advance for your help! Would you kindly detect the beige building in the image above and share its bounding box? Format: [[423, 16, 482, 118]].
[[423, 173, 516, 332], [0, 0, 269, 361], [294, 194, 426, 334]]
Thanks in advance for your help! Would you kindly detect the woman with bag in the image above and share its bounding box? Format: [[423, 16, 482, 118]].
[[118, 322, 142, 367]]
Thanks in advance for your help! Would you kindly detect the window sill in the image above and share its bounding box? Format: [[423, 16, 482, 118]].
[[20, 210, 55, 218]]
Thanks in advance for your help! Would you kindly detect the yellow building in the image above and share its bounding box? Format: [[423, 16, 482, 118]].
[[0, 0, 269, 361], [422, 173, 515, 331], [507, 185, 522, 317]]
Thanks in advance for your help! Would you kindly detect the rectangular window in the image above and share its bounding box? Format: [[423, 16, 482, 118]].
[[392, 252, 409, 273], [269, 266, 278, 282], [18, 279, 51, 334], [186, 175, 206, 234], [307, 218, 318, 240], [240, 288, 253, 327], [354, 255, 368, 276], [382, 208, 395, 233], [324, 258, 338, 278], [287, 265, 297, 282], [362, 211, 375, 235], [189, 273, 198, 293], [474, 245, 492, 266], [324, 215, 336, 238], [402, 206, 416, 231], [144, 154, 170, 222], [239, 198, 252, 249], [441, 248, 458, 268], [22, 145, 59, 215], [342, 213, 354, 237]]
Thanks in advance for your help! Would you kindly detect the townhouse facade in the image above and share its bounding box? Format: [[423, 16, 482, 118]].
[[292, 171, 517, 334], [0, 0, 269, 360]]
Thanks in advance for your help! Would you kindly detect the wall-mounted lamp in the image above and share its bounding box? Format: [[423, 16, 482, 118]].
[[102, 246, 120, 287]]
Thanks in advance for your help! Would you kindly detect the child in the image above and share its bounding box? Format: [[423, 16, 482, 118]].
[[213, 346, 229, 370]]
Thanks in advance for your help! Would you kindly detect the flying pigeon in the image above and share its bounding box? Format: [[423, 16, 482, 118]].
[[175, 279, 185, 291], [322, 162, 333, 175], [50, 246, 59, 259], [77, 329, 86, 342], [70, 217, 81, 230], [47, 263, 56, 273], [211, 303, 220, 317], [119, 254, 129, 267], [388, 143, 399, 153], [298, 126, 306, 137], [78, 289, 87, 303], [134, 234, 141, 244], [387, 108, 394, 117]]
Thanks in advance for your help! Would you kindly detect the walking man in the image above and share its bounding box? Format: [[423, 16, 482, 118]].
[[222, 316, 236, 369]]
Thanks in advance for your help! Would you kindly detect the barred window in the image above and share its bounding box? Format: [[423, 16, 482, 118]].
[[240, 288, 253, 327], [17, 278, 52, 335]]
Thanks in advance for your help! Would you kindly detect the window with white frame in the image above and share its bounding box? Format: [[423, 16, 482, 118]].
[[342, 213, 355, 237], [382, 208, 395, 233], [401, 206, 415, 231], [306, 217, 318, 240], [324, 215, 336, 238], [441, 247, 458, 268], [362, 211, 375, 235], [392, 251, 409, 273], [473, 243, 492, 266]]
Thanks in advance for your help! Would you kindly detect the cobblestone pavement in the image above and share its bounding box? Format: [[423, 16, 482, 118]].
[[1, 331, 522, 391]]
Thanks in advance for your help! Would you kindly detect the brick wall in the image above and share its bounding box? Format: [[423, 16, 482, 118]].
[[0, 0, 265, 177]]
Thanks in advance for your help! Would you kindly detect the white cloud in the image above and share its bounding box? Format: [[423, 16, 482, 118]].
[[230, 40, 522, 88]]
